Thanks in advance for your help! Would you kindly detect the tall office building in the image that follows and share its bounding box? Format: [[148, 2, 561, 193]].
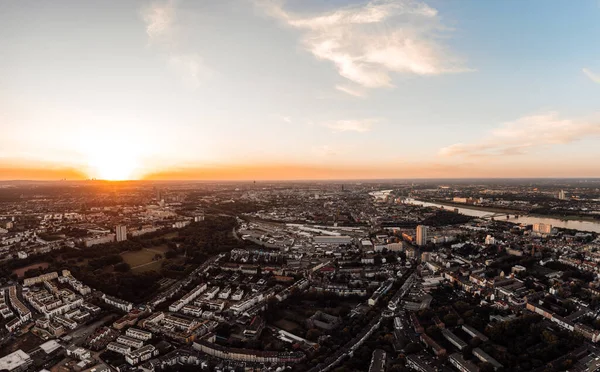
[[416, 225, 428, 246], [116, 225, 127, 242], [558, 190, 566, 200]]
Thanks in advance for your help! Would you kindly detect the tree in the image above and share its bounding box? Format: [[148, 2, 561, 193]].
[[114, 262, 130, 273], [443, 313, 459, 327], [480, 362, 494, 372], [405, 342, 422, 354], [306, 328, 322, 341]]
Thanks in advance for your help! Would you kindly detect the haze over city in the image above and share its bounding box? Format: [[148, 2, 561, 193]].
[[1, 0, 599, 181]]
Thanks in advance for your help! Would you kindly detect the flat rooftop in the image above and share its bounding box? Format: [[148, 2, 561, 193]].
[[0, 350, 32, 371]]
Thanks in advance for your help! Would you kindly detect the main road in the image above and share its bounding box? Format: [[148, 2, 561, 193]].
[[307, 268, 415, 372]]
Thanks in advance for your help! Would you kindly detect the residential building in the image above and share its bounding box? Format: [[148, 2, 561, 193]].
[[442, 329, 468, 351], [448, 353, 480, 372], [473, 348, 503, 370], [0, 350, 32, 372], [125, 344, 158, 365], [416, 225, 428, 246], [107, 342, 132, 355], [126, 327, 153, 341], [102, 294, 133, 312], [23, 272, 58, 286], [368, 349, 386, 372], [116, 225, 127, 242], [117, 335, 144, 349]]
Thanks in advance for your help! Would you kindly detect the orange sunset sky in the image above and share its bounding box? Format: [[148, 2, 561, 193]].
[[1, 0, 599, 180]]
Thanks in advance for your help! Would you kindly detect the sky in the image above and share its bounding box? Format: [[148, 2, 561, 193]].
[[1, 0, 599, 180]]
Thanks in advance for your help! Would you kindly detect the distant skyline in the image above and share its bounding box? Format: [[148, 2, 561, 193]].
[[1, 0, 600, 180]]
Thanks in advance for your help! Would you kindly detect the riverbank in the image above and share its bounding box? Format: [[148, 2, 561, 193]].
[[418, 199, 600, 223], [417, 199, 523, 215], [407, 198, 600, 233]]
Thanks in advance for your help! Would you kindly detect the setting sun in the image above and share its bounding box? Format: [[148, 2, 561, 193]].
[[88, 152, 138, 181], [80, 131, 144, 181]]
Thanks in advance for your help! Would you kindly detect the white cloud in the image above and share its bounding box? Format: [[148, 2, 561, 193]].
[[439, 112, 600, 157], [142, 0, 176, 45], [583, 68, 600, 84], [257, 0, 468, 89], [335, 84, 366, 98], [282, 116, 292, 123], [312, 145, 337, 156], [168, 54, 211, 90], [142, 1, 210, 89], [324, 118, 379, 132]]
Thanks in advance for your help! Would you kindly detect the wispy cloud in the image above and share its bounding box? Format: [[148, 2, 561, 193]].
[[324, 118, 379, 132], [439, 112, 600, 158], [141, 0, 210, 89], [142, 0, 177, 45], [583, 68, 600, 84], [312, 145, 338, 156], [168, 54, 210, 90], [335, 84, 366, 98], [256, 0, 468, 90]]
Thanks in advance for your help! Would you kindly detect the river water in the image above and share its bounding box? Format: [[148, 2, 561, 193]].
[[405, 199, 600, 234]]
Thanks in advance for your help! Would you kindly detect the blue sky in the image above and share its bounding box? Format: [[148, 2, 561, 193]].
[[0, 0, 599, 180]]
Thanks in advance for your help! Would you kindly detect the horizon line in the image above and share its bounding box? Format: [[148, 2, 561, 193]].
[[2, 176, 600, 183]]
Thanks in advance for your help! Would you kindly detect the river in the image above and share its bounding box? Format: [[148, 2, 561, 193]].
[[405, 199, 600, 234], [369, 190, 393, 199]]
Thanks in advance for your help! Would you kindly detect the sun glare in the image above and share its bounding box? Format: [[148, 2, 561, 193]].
[[90, 154, 138, 180], [81, 132, 143, 181]]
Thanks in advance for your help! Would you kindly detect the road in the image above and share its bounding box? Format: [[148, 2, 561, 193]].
[[143, 253, 222, 308], [307, 269, 415, 372], [69, 314, 115, 346], [232, 226, 242, 241], [130, 259, 163, 270]]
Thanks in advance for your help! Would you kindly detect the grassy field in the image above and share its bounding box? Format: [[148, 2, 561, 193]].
[[121, 246, 167, 265], [160, 232, 179, 239], [0, 332, 41, 356], [274, 319, 302, 333], [121, 250, 158, 267], [143, 245, 170, 254], [12, 262, 49, 278], [131, 260, 163, 273]]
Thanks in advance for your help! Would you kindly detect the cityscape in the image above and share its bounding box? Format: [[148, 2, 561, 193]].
[[0, 180, 600, 371], [2, 0, 600, 371]]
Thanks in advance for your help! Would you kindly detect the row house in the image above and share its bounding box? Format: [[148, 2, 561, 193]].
[[126, 344, 158, 365], [102, 294, 133, 312], [126, 327, 153, 341], [5, 317, 23, 332], [169, 283, 207, 312], [195, 300, 225, 312], [193, 335, 305, 363], [231, 289, 244, 301], [117, 335, 145, 349], [218, 287, 232, 300], [202, 286, 220, 300], [54, 315, 77, 329], [180, 305, 203, 317], [8, 286, 31, 321], [23, 272, 58, 286], [0, 289, 14, 319], [107, 342, 131, 355], [420, 334, 446, 357]]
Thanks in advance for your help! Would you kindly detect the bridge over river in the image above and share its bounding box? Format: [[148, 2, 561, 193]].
[[479, 212, 520, 220]]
